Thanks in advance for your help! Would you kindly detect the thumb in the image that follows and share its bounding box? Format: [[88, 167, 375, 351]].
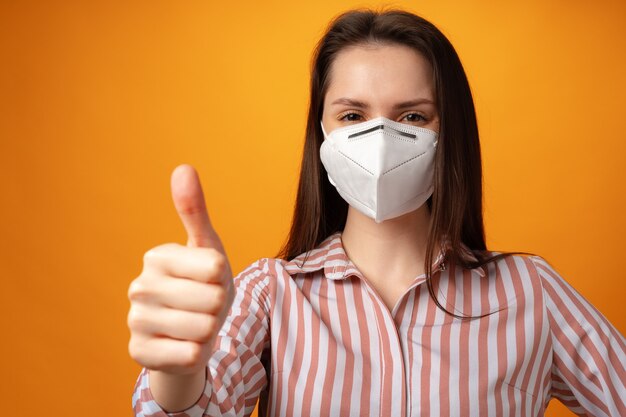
[[170, 164, 224, 252]]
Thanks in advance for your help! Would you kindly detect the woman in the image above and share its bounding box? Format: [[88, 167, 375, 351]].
[[128, 8, 626, 417]]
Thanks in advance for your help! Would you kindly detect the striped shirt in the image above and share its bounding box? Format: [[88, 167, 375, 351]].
[[132, 231, 626, 417]]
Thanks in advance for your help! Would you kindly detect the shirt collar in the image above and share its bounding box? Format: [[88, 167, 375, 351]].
[[284, 232, 357, 280], [284, 231, 485, 280]]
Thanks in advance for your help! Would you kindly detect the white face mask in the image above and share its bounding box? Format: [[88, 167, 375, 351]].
[[320, 116, 438, 223]]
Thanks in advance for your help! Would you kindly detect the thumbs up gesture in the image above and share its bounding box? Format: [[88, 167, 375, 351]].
[[127, 164, 235, 376]]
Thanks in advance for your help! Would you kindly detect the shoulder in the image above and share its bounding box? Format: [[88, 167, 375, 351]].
[[234, 257, 286, 278], [478, 251, 557, 281], [231, 232, 342, 290], [501, 253, 569, 292], [467, 251, 557, 304], [233, 257, 292, 285], [500, 253, 606, 322], [233, 255, 301, 291], [480, 252, 579, 311]]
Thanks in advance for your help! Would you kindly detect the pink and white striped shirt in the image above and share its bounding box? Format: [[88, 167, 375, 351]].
[[132, 232, 626, 416]]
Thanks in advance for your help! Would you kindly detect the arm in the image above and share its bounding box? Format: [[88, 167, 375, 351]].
[[149, 369, 208, 413], [132, 259, 273, 417], [531, 256, 626, 416]]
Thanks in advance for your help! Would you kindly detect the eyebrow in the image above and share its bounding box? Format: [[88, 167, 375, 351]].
[[330, 97, 435, 109]]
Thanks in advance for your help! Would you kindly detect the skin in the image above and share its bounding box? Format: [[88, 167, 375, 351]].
[[127, 43, 441, 412], [321, 43, 441, 313], [127, 164, 234, 412]]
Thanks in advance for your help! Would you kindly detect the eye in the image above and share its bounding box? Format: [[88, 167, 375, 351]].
[[401, 113, 427, 123], [338, 112, 363, 122]]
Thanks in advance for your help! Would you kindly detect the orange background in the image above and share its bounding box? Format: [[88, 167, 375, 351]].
[[1, 1, 624, 416]]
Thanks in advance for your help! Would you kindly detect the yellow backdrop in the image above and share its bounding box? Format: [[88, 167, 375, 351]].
[[0, 1, 624, 416]]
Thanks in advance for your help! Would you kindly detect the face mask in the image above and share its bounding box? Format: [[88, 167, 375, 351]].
[[320, 116, 438, 223]]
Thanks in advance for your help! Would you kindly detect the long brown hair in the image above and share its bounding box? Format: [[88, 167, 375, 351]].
[[276, 8, 531, 318]]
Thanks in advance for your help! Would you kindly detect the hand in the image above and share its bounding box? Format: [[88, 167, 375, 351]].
[[127, 164, 234, 375]]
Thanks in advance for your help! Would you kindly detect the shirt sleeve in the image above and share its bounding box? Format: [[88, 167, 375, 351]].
[[132, 258, 273, 417], [531, 255, 626, 416]]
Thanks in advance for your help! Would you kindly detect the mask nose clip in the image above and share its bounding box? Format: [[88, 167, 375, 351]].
[[348, 123, 417, 140]]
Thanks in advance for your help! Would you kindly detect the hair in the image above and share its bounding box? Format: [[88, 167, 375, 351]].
[[276, 8, 532, 319]]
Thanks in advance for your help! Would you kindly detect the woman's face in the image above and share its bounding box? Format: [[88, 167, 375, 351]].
[[321, 43, 439, 135]]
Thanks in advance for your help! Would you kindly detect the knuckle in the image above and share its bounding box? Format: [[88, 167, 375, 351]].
[[211, 287, 226, 309], [128, 336, 145, 363], [202, 249, 226, 281], [198, 315, 216, 341], [143, 248, 159, 265], [126, 310, 134, 329], [211, 252, 226, 275], [182, 343, 203, 368], [226, 282, 235, 303], [127, 308, 149, 332], [127, 279, 149, 302], [222, 283, 235, 311], [143, 243, 179, 265]]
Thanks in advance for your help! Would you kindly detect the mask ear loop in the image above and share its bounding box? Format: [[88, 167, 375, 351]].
[[320, 120, 328, 138]]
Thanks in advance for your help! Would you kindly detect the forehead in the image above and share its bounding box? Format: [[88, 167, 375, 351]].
[[326, 43, 435, 102]]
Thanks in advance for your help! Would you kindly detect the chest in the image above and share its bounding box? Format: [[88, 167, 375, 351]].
[[266, 271, 551, 416], [372, 281, 413, 313]]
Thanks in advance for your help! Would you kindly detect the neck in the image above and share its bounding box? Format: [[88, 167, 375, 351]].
[[340, 204, 433, 284]]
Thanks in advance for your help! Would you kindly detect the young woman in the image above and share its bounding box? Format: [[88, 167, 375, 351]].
[[128, 8, 626, 417]]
